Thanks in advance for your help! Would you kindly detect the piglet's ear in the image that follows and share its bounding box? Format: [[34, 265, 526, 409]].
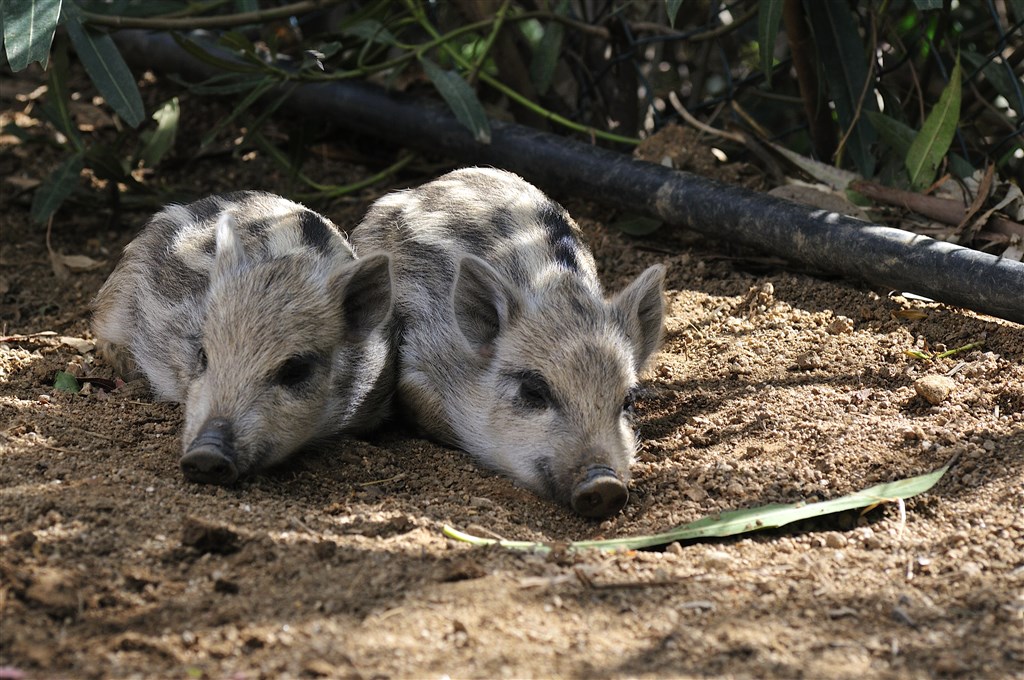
[[213, 211, 247, 278], [614, 264, 666, 370], [453, 255, 518, 355], [335, 253, 393, 343]]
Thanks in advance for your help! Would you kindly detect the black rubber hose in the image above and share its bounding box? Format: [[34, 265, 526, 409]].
[[113, 30, 1024, 325]]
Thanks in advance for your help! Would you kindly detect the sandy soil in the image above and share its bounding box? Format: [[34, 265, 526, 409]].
[[1, 68, 1023, 680]]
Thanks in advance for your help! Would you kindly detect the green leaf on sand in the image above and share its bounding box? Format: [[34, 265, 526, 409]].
[[445, 465, 949, 553], [53, 370, 80, 393]]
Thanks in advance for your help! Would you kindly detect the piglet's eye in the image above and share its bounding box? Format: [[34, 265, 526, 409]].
[[517, 371, 553, 409], [275, 355, 318, 389], [197, 347, 208, 374], [622, 388, 638, 414]]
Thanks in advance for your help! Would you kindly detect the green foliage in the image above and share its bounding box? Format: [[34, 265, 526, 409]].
[[2, 0, 62, 70], [36, 40, 82, 151], [446, 465, 950, 553], [906, 59, 961, 189], [2, 0, 1015, 230], [757, 0, 783, 83], [1011, 0, 1024, 22], [139, 97, 179, 168], [420, 57, 491, 144], [665, 0, 684, 29], [961, 50, 1024, 122], [805, 0, 878, 177], [63, 6, 144, 127], [527, 11, 563, 95], [341, 19, 399, 48], [31, 151, 84, 223], [53, 370, 81, 393]]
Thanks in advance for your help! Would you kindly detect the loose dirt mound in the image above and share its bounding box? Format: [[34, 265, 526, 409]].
[[2, 72, 1022, 679]]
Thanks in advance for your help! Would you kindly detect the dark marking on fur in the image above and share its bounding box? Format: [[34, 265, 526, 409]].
[[552, 235, 580, 274], [188, 194, 231, 224], [405, 241, 457, 286], [504, 256, 530, 287], [539, 203, 580, 273], [492, 207, 516, 238], [451, 218, 492, 256], [201, 234, 216, 255], [299, 210, 335, 254], [157, 257, 208, 301], [243, 217, 273, 244]]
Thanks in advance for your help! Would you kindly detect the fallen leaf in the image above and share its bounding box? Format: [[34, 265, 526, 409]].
[[54, 370, 81, 393], [3, 176, 41, 191], [49, 249, 70, 281], [769, 184, 869, 219], [59, 254, 106, 272], [1001, 243, 1023, 262], [955, 163, 995, 233], [59, 336, 95, 353]]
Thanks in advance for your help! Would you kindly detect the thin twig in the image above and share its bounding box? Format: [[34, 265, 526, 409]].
[[668, 91, 744, 143], [82, 0, 346, 30], [71, 427, 134, 445], [633, 2, 759, 41], [850, 179, 1024, 240], [465, 0, 512, 85], [670, 94, 785, 182]]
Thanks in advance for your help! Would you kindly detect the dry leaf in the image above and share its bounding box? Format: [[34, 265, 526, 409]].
[[1002, 243, 1024, 262], [59, 254, 106, 272], [59, 336, 96, 354], [894, 309, 929, 320], [971, 185, 1024, 236], [4, 176, 42, 192], [49, 249, 70, 281], [768, 183, 869, 219], [955, 164, 995, 233]]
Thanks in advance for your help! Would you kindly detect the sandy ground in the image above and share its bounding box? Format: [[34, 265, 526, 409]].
[[1, 69, 1023, 679]]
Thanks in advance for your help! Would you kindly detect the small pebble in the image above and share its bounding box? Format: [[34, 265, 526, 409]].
[[794, 351, 822, 370], [914, 375, 956, 405], [825, 533, 847, 549], [827, 317, 853, 334], [701, 550, 733, 570]]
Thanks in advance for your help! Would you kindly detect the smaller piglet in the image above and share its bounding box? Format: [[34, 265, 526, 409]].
[[352, 168, 666, 518], [92, 192, 394, 484]]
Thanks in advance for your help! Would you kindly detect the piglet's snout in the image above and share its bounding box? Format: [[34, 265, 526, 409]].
[[571, 464, 628, 519], [181, 417, 239, 485]]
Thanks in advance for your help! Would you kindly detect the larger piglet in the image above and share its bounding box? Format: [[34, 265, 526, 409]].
[[92, 192, 394, 484], [351, 168, 665, 518]]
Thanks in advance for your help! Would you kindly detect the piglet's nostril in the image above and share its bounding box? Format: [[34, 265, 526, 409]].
[[181, 417, 238, 485], [571, 465, 628, 519]]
